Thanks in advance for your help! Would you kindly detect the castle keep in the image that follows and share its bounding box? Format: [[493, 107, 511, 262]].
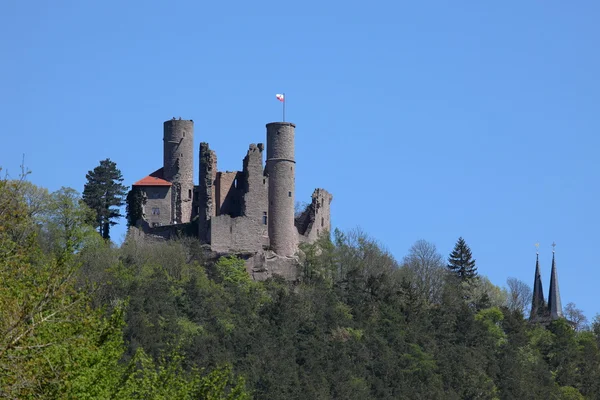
[[131, 118, 332, 265]]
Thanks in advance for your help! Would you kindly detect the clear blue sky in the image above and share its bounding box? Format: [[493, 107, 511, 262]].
[[1, 1, 599, 319]]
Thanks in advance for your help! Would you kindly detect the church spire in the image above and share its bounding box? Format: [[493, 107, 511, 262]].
[[548, 242, 563, 319], [530, 245, 546, 321]]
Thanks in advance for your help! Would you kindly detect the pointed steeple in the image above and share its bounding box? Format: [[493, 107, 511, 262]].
[[529, 249, 546, 321], [548, 243, 563, 319]]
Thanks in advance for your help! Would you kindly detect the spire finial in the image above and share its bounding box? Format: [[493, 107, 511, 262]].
[[535, 242, 540, 255], [552, 241, 556, 253]]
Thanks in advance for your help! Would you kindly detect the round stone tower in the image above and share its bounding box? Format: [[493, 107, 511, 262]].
[[163, 119, 194, 224], [265, 122, 296, 256]]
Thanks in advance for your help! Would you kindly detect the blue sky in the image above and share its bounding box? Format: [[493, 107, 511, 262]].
[[1, 1, 599, 319]]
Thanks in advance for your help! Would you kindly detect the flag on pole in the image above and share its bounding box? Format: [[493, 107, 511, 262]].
[[276, 93, 285, 102]]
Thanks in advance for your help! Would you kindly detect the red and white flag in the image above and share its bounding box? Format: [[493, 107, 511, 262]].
[[276, 93, 285, 102]]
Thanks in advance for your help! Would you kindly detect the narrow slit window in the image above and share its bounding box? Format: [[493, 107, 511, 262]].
[[288, 191, 292, 197], [262, 212, 267, 225]]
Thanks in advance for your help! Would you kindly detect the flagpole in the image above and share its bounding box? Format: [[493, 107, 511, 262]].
[[283, 92, 286, 122]]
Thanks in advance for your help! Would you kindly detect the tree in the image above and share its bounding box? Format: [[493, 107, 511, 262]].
[[447, 237, 478, 282], [126, 186, 145, 227], [82, 159, 128, 240], [0, 174, 123, 398], [564, 302, 588, 332], [506, 277, 531, 316], [402, 239, 446, 303], [41, 187, 97, 259]]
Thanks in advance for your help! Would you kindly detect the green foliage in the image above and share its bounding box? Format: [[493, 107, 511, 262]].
[[215, 256, 252, 287], [115, 349, 250, 400], [475, 307, 507, 346], [0, 175, 122, 398], [82, 158, 128, 240], [0, 174, 249, 399], [559, 386, 584, 400], [4, 176, 600, 399], [447, 236, 478, 281], [126, 186, 145, 227]]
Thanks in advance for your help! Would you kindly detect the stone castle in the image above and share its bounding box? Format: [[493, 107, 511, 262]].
[[130, 118, 332, 277]]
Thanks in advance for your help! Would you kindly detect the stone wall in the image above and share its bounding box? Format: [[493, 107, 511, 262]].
[[296, 188, 333, 242], [140, 186, 172, 227], [241, 143, 268, 222], [198, 142, 217, 242], [215, 171, 243, 217], [210, 214, 268, 253]]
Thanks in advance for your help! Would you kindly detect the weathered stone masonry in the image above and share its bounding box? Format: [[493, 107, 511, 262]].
[[163, 119, 194, 224], [130, 118, 333, 277]]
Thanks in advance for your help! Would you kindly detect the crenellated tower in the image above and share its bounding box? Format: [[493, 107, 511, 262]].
[[265, 122, 296, 256], [163, 119, 194, 224]]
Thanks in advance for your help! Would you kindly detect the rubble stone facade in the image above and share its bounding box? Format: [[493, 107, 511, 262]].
[[130, 118, 333, 278]]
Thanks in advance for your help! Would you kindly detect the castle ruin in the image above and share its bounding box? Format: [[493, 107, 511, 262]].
[[130, 118, 332, 278]]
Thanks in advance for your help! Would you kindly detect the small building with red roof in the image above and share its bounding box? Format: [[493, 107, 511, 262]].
[[132, 168, 173, 227]]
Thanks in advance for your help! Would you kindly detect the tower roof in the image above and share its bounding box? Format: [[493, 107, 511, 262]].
[[548, 247, 563, 319], [132, 168, 172, 187], [530, 252, 546, 321]]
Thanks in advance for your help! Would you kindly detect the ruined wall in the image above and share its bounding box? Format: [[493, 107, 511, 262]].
[[241, 143, 268, 222], [198, 142, 217, 242], [210, 215, 268, 253], [215, 171, 243, 217], [296, 188, 333, 243], [163, 119, 194, 223], [265, 122, 296, 256], [140, 186, 172, 227]]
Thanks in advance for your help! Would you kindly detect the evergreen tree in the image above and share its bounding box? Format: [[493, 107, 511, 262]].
[[82, 159, 128, 240], [447, 237, 478, 281]]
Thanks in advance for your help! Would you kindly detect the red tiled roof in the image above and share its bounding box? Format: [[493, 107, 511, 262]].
[[132, 168, 172, 186]]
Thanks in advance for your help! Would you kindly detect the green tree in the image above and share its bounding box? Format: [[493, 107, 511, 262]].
[[447, 237, 478, 282], [82, 158, 128, 240], [126, 186, 145, 227], [0, 174, 123, 398]]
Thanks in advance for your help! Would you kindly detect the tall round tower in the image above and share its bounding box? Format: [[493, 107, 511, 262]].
[[265, 122, 296, 256], [163, 118, 194, 224]]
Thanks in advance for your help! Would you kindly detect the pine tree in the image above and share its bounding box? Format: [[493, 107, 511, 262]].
[[447, 237, 478, 281], [82, 159, 128, 240]]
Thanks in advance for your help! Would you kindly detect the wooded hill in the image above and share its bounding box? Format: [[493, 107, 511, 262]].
[[2, 174, 600, 399]]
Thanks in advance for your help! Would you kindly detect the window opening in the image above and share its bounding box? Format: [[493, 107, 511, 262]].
[[262, 212, 267, 225], [321, 217, 324, 227], [189, 189, 192, 199], [288, 191, 292, 197], [152, 207, 160, 215]]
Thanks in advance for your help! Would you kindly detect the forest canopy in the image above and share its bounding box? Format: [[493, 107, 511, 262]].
[[1, 172, 599, 399]]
